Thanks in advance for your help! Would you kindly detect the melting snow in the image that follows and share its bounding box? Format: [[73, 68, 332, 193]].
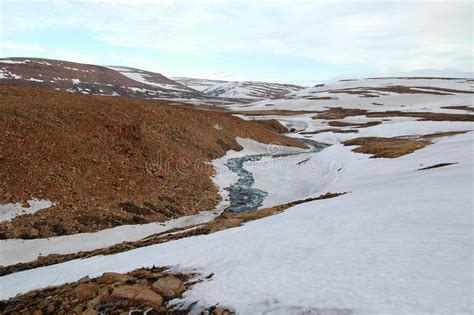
[[0, 199, 55, 223], [27, 78, 44, 82], [0, 69, 22, 80], [0, 59, 27, 64], [108, 66, 190, 92]]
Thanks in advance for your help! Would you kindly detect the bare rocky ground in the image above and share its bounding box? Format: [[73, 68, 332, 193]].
[[0, 85, 305, 239], [311, 106, 474, 121], [0, 267, 233, 314], [343, 131, 469, 158]]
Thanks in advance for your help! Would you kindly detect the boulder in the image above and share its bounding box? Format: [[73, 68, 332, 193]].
[[30, 228, 39, 237], [95, 272, 135, 285], [82, 309, 96, 315], [212, 307, 233, 315], [152, 276, 185, 298], [87, 293, 111, 309], [111, 284, 163, 307], [73, 282, 99, 300]]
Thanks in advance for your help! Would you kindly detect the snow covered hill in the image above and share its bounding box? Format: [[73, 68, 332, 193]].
[[233, 77, 474, 112], [0, 58, 304, 104], [107, 66, 197, 93], [173, 77, 305, 99], [170, 77, 229, 92], [0, 58, 203, 99]]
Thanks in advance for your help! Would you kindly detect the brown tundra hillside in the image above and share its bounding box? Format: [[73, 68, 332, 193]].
[[0, 85, 305, 239]]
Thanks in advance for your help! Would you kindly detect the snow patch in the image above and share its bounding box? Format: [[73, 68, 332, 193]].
[[0, 199, 55, 223]]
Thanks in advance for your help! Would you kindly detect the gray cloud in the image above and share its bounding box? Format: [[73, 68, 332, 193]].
[[2, 0, 472, 80]]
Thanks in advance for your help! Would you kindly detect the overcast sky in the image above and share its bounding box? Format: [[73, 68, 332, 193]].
[[1, 0, 472, 84]]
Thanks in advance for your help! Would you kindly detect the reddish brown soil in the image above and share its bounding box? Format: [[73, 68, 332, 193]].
[[254, 119, 289, 133], [326, 85, 473, 96], [300, 129, 358, 135], [231, 109, 319, 116], [441, 105, 474, 112], [365, 110, 474, 121], [0, 85, 304, 239], [343, 131, 468, 158], [312, 107, 474, 122], [312, 107, 369, 120], [327, 121, 382, 128], [344, 137, 430, 158]]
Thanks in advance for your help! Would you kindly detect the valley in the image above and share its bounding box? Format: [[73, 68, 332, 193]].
[[0, 58, 472, 314]]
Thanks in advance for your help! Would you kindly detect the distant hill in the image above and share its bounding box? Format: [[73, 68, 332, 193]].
[[0, 57, 203, 99], [173, 77, 305, 99]]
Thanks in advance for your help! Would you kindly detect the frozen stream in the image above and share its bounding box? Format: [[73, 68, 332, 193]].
[[0, 138, 328, 266], [226, 139, 329, 212]]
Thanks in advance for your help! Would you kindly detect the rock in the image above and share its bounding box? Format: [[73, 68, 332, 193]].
[[95, 272, 135, 284], [73, 282, 99, 300], [31, 310, 43, 315], [22, 201, 31, 208], [152, 276, 185, 298], [135, 288, 164, 307], [13, 228, 23, 238], [46, 303, 55, 313], [86, 293, 111, 309], [110, 285, 137, 300], [137, 279, 149, 286], [77, 275, 91, 283], [111, 284, 163, 307], [30, 228, 39, 237], [211, 306, 233, 315], [82, 309, 96, 315]]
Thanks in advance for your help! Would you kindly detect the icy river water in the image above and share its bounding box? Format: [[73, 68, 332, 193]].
[[226, 139, 329, 212]]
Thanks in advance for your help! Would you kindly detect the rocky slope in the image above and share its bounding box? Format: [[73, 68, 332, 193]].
[[0, 57, 203, 99], [0, 267, 233, 314], [0, 85, 304, 239]]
